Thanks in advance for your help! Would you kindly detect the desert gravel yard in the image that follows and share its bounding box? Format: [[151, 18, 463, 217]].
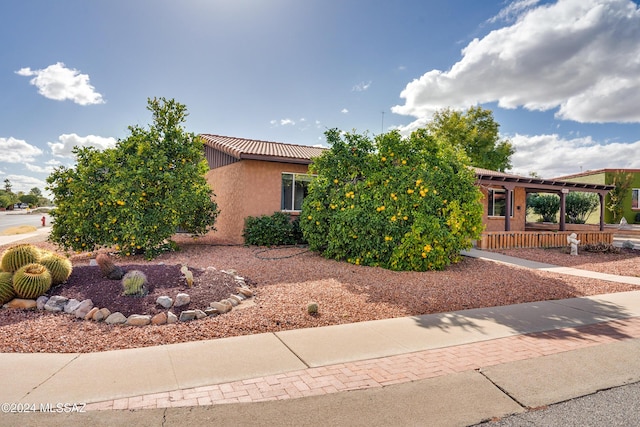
[[0, 240, 638, 353]]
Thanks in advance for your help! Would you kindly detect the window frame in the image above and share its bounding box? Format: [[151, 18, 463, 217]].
[[281, 172, 314, 212], [632, 188, 639, 210], [487, 188, 514, 218]]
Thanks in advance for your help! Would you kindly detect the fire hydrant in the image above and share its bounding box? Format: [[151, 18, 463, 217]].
[[41, 216, 46, 227]]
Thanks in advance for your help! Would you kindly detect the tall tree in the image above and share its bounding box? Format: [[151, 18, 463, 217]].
[[29, 187, 42, 197], [3, 179, 12, 193], [607, 171, 633, 223], [47, 97, 219, 258], [425, 106, 514, 172]]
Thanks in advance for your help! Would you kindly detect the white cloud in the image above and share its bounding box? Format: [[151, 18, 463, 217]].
[[341, 108, 349, 114], [352, 81, 372, 92], [488, 0, 541, 23], [48, 133, 117, 158], [25, 163, 55, 174], [393, 0, 640, 132], [0, 137, 43, 163], [508, 133, 640, 178], [2, 174, 47, 195], [280, 118, 295, 126], [16, 62, 104, 105]]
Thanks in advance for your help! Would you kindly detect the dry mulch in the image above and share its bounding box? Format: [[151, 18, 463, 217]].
[[0, 240, 638, 353]]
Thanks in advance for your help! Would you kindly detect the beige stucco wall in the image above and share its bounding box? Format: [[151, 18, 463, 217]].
[[480, 186, 527, 232], [200, 160, 310, 244]]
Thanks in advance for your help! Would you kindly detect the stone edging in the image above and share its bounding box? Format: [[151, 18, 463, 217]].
[[2, 267, 254, 327]]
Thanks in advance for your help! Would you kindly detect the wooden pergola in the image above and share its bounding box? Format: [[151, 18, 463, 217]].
[[475, 168, 614, 232]]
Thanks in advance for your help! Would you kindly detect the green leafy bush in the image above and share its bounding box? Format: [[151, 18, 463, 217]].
[[46, 98, 219, 259], [243, 212, 304, 246], [527, 193, 559, 223], [565, 192, 599, 224], [300, 128, 483, 271]]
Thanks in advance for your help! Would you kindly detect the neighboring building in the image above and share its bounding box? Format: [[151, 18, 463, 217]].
[[554, 169, 640, 224], [198, 134, 614, 246]]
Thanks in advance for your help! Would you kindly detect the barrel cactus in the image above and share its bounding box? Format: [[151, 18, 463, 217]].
[[0, 272, 15, 305], [39, 252, 73, 286], [122, 270, 148, 296], [1, 244, 40, 273], [12, 263, 52, 299]]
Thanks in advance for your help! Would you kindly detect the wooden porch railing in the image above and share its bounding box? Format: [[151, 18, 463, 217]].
[[477, 231, 614, 250]]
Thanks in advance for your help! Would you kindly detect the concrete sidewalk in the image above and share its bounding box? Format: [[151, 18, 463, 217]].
[[2, 235, 640, 425], [3, 289, 640, 426]]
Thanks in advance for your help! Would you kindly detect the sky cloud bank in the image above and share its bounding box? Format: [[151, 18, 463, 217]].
[[392, 0, 640, 132]]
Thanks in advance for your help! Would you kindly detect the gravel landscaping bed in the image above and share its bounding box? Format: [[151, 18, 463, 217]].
[[0, 241, 638, 353]]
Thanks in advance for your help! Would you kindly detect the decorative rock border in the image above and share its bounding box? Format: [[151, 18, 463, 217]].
[[1, 267, 255, 327]]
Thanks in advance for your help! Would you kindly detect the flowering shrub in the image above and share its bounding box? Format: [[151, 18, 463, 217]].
[[300, 129, 483, 271], [46, 98, 219, 259]]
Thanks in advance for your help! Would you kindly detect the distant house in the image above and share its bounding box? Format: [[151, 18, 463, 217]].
[[197, 134, 615, 248], [554, 169, 640, 224]]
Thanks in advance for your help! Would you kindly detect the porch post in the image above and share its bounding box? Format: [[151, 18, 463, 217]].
[[504, 185, 513, 231], [559, 189, 567, 232], [599, 192, 605, 231]]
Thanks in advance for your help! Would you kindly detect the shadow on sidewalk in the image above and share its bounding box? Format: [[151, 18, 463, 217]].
[[412, 296, 633, 341]]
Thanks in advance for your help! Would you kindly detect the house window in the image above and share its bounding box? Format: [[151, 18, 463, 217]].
[[632, 189, 639, 210], [487, 188, 514, 217], [281, 173, 313, 211]]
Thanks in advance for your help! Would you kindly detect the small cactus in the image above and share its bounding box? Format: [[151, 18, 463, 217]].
[[95, 253, 125, 280], [122, 270, 148, 297], [1, 244, 40, 273], [39, 252, 73, 285], [0, 272, 15, 305], [307, 302, 319, 315], [12, 263, 52, 299]]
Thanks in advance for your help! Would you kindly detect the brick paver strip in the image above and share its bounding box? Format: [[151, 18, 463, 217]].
[[85, 317, 640, 411]]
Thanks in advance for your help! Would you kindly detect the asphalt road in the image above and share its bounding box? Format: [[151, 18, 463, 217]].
[[474, 381, 640, 427], [0, 210, 52, 233]]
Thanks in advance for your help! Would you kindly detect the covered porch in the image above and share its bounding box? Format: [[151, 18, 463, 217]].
[[474, 169, 614, 250]]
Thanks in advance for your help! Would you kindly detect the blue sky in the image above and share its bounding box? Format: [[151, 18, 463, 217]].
[[2, 0, 640, 195]]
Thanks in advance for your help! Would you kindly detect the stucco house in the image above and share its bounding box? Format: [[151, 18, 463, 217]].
[[198, 134, 614, 248], [554, 169, 640, 225]]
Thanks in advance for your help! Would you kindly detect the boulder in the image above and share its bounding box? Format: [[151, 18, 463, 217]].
[[63, 299, 82, 314], [167, 311, 178, 324], [151, 312, 168, 325], [93, 308, 111, 321], [204, 307, 219, 316], [194, 309, 207, 319], [84, 307, 99, 320], [75, 299, 94, 319], [237, 287, 253, 298], [3, 299, 37, 310], [210, 301, 232, 314], [44, 296, 69, 312], [174, 293, 191, 307], [126, 314, 151, 326], [156, 296, 173, 309], [36, 295, 49, 310], [179, 310, 197, 322], [105, 312, 127, 324]]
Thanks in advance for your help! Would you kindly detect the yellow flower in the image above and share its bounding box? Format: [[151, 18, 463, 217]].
[[401, 159, 406, 165], [381, 156, 386, 162], [407, 189, 414, 194], [350, 204, 354, 209], [384, 236, 393, 241], [390, 215, 397, 222], [316, 221, 320, 225], [376, 205, 385, 212], [333, 179, 339, 184], [403, 215, 408, 220], [415, 179, 423, 186], [423, 244, 432, 252], [99, 202, 103, 206], [116, 200, 125, 206], [422, 252, 427, 258], [308, 215, 313, 220]]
